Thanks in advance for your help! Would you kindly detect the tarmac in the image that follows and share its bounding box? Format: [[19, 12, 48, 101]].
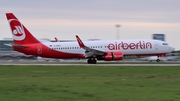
[[2, 64, 180, 66], [0, 60, 180, 66]]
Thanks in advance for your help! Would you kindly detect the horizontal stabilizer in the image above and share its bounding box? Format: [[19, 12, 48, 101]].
[[4, 43, 27, 49], [4, 43, 12, 47]]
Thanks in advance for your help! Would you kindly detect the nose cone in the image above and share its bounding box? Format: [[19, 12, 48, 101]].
[[169, 46, 175, 52]]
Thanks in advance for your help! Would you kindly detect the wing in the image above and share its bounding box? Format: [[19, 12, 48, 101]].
[[75, 35, 106, 58]]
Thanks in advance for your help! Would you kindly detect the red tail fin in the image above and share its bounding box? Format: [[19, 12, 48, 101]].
[[6, 13, 39, 45]]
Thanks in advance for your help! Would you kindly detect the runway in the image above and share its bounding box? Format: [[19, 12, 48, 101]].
[[1, 61, 180, 66], [1, 64, 180, 66]]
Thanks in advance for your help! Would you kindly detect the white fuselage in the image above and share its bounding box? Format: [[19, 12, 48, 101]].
[[42, 39, 174, 56]]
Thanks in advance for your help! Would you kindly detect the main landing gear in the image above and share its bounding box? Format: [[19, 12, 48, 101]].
[[87, 58, 97, 64]]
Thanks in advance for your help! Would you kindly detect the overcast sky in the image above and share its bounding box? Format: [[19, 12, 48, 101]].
[[0, 0, 180, 49]]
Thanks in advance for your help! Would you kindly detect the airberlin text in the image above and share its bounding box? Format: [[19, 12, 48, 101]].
[[108, 41, 152, 50]]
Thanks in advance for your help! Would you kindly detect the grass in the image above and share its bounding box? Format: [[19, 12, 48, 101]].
[[0, 65, 180, 101]]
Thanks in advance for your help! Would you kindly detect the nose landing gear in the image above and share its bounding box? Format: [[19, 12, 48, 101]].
[[156, 58, 160, 62], [156, 54, 167, 62], [156, 54, 164, 62], [156, 55, 161, 62]]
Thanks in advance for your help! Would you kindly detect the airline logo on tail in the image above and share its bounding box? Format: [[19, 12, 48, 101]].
[[8, 19, 25, 41]]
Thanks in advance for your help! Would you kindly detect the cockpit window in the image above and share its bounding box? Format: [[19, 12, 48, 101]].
[[163, 43, 168, 45]]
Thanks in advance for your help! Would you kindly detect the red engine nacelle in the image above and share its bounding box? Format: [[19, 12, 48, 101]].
[[104, 52, 123, 61]]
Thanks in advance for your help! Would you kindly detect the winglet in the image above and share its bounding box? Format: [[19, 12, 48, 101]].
[[54, 37, 58, 42], [75, 35, 86, 48]]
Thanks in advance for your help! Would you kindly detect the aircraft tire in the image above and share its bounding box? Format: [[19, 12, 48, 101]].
[[87, 58, 97, 64], [156, 59, 160, 62]]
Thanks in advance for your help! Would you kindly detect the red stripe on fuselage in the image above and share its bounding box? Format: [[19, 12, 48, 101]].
[[13, 43, 85, 59]]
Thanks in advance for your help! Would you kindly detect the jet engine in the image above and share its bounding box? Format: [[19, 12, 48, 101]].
[[97, 52, 123, 61]]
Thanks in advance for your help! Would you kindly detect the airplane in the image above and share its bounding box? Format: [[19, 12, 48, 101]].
[[6, 13, 175, 64]]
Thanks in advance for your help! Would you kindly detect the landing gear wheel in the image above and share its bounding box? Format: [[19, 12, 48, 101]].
[[156, 59, 160, 62], [87, 58, 97, 64]]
